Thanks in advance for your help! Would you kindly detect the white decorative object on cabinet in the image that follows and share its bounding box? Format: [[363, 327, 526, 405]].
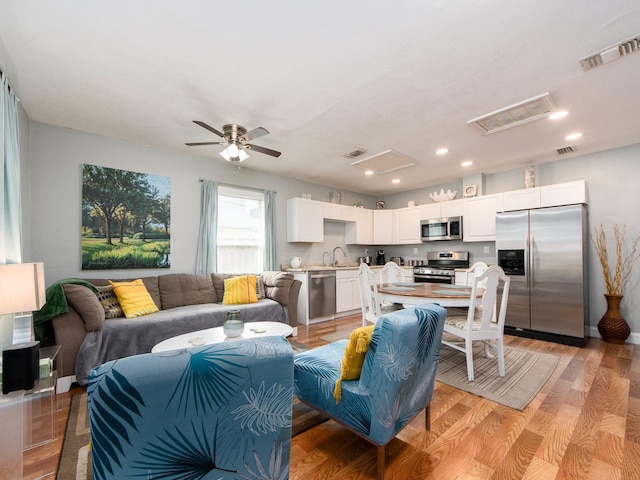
[[463, 193, 504, 242], [287, 197, 324, 242], [540, 180, 586, 207], [393, 206, 422, 244], [503, 187, 541, 211], [373, 210, 393, 245]]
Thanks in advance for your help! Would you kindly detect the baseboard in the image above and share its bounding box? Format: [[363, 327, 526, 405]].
[[588, 326, 640, 345]]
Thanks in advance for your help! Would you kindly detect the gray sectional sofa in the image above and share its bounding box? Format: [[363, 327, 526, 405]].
[[50, 271, 301, 385]]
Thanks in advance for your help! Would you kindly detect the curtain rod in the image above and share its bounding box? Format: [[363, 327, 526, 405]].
[[198, 178, 276, 194]]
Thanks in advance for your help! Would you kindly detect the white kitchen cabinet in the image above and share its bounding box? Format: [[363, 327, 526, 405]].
[[393, 206, 422, 244], [420, 199, 462, 220], [373, 210, 393, 245], [503, 187, 541, 211], [286, 197, 324, 242], [345, 207, 372, 244], [540, 180, 586, 207], [323, 202, 342, 220], [336, 269, 361, 314], [441, 199, 464, 217], [420, 203, 441, 221], [463, 193, 503, 242]]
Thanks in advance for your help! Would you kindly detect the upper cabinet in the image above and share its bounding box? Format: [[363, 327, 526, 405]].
[[393, 206, 422, 244], [540, 180, 586, 207], [503, 187, 541, 211], [286, 197, 324, 242], [419, 199, 463, 220], [463, 193, 503, 242], [372, 209, 393, 245], [345, 207, 373, 244]]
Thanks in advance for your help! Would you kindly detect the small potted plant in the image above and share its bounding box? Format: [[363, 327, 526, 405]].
[[592, 224, 640, 342]]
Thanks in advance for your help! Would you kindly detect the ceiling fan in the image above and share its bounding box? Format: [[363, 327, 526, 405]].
[[186, 121, 281, 162]]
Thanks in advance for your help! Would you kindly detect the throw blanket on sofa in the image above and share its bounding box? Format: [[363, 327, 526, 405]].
[[33, 278, 98, 342], [75, 299, 288, 385]]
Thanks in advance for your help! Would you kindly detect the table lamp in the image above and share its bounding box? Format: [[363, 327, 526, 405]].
[[0, 263, 45, 393]]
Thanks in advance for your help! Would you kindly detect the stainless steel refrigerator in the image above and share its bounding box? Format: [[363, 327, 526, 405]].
[[496, 204, 588, 346]]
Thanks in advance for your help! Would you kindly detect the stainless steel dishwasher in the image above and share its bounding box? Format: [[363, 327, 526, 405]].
[[308, 271, 336, 319]]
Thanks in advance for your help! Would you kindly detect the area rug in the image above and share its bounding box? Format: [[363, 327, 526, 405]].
[[58, 392, 328, 479], [316, 330, 558, 411], [436, 338, 559, 410]]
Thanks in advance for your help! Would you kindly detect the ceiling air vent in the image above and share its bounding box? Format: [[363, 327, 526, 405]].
[[556, 146, 576, 155], [342, 148, 367, 159], [579, 34, 640, 71], [351, 149, 417, 174], [468, 93, 556, 135]]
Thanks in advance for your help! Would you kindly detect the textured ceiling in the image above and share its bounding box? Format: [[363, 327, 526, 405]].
[[1, 0, 639, 194]]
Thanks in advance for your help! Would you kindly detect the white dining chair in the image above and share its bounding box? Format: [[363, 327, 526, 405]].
[[381, 261, 405, 284], [447, 261, 489, 317], [441, 265, 511, 382], [358, 263, 403, 326]]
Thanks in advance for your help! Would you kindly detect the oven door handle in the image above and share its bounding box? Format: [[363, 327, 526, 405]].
[[414, 274, 454, 283]]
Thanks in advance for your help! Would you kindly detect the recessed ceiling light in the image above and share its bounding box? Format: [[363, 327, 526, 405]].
[[436, 148, 449, 155], [461, 160, 473, 167], [549, 110, 569, 120], [364, 170, 374, 175], [392, 179, 401, 184], [565, 132, 583, 141]]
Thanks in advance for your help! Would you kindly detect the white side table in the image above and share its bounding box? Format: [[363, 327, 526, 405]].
[[152, 321, 294, 353]]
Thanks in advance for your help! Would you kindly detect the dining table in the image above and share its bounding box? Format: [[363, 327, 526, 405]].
[[377, 282, 484, 307]]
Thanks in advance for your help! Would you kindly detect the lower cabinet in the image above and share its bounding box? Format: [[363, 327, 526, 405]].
[[336, 270, 362, 314]]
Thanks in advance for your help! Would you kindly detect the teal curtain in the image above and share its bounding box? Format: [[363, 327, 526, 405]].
[[195, 180, 218, 273], [264, 190, 278, 270], [1, 72, 22, 264]]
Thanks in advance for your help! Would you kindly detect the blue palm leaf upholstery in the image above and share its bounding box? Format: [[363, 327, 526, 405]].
[[293, 304, 445, 480], [88, 336, 294, 480]]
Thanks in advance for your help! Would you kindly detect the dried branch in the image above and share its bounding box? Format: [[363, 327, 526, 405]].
[[592, 224, 640, 295]]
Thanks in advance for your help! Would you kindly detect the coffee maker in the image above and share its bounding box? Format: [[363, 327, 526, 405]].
[[376, 249, 386, 265]]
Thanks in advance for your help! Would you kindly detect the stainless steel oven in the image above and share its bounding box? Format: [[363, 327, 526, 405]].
[[413, 251, 469, 284]]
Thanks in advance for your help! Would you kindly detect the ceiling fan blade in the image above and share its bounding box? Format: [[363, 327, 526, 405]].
[[193, 121, 225, 138], [241, 127, 269, 142], [246, 143, 281, 158], [185, 141, 226, 146]]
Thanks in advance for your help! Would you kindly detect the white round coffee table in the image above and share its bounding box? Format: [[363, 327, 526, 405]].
[[151, 321, 294, 353]]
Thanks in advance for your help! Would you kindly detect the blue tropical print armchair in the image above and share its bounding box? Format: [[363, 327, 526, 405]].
[[88, 335, 294, 480], [293, 304, 446, 480]]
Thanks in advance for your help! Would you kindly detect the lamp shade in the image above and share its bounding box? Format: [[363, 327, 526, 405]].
[[0, 263, 46, 315]]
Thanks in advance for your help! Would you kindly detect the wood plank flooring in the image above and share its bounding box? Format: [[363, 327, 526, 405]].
[[24, 314, 640, 479]]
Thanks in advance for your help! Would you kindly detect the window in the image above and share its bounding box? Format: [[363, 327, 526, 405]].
[[217, 185, 265, 273]]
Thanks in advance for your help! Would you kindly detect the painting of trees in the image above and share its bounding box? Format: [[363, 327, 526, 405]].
[[82, 164, 171, 270]]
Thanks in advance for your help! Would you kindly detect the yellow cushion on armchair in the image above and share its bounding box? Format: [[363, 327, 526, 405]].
[[334, 325, 375, 402]]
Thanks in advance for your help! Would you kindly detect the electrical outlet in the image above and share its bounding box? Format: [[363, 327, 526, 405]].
[[413, 248, 418, 254], [484, 246, 490, 254]]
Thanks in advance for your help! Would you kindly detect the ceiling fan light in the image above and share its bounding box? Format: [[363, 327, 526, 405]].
[[219, 143, 249, 162]]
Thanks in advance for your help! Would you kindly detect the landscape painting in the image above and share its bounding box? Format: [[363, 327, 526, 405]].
[[82, 164, 171, 270]]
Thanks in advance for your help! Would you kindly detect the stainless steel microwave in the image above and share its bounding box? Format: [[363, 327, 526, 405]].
[[420, 216, 463, 241]]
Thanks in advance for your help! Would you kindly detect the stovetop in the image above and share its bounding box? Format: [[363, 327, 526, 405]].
[[413, 251, 469, 276]]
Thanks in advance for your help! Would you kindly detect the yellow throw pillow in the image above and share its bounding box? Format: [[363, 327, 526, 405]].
[[333, 325, 375, 403], [223, 275, 259, 305], [109, 279, 159, 318]]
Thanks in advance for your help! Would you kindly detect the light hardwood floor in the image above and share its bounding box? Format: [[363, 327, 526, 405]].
[[25, 314, 640, 479]]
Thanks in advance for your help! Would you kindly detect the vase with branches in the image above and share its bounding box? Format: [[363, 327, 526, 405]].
[[592, 224, 640, 342]]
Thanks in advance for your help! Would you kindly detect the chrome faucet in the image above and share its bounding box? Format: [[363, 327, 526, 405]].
[[332, 246, 347, 267], [322, 251, 331, 267]]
